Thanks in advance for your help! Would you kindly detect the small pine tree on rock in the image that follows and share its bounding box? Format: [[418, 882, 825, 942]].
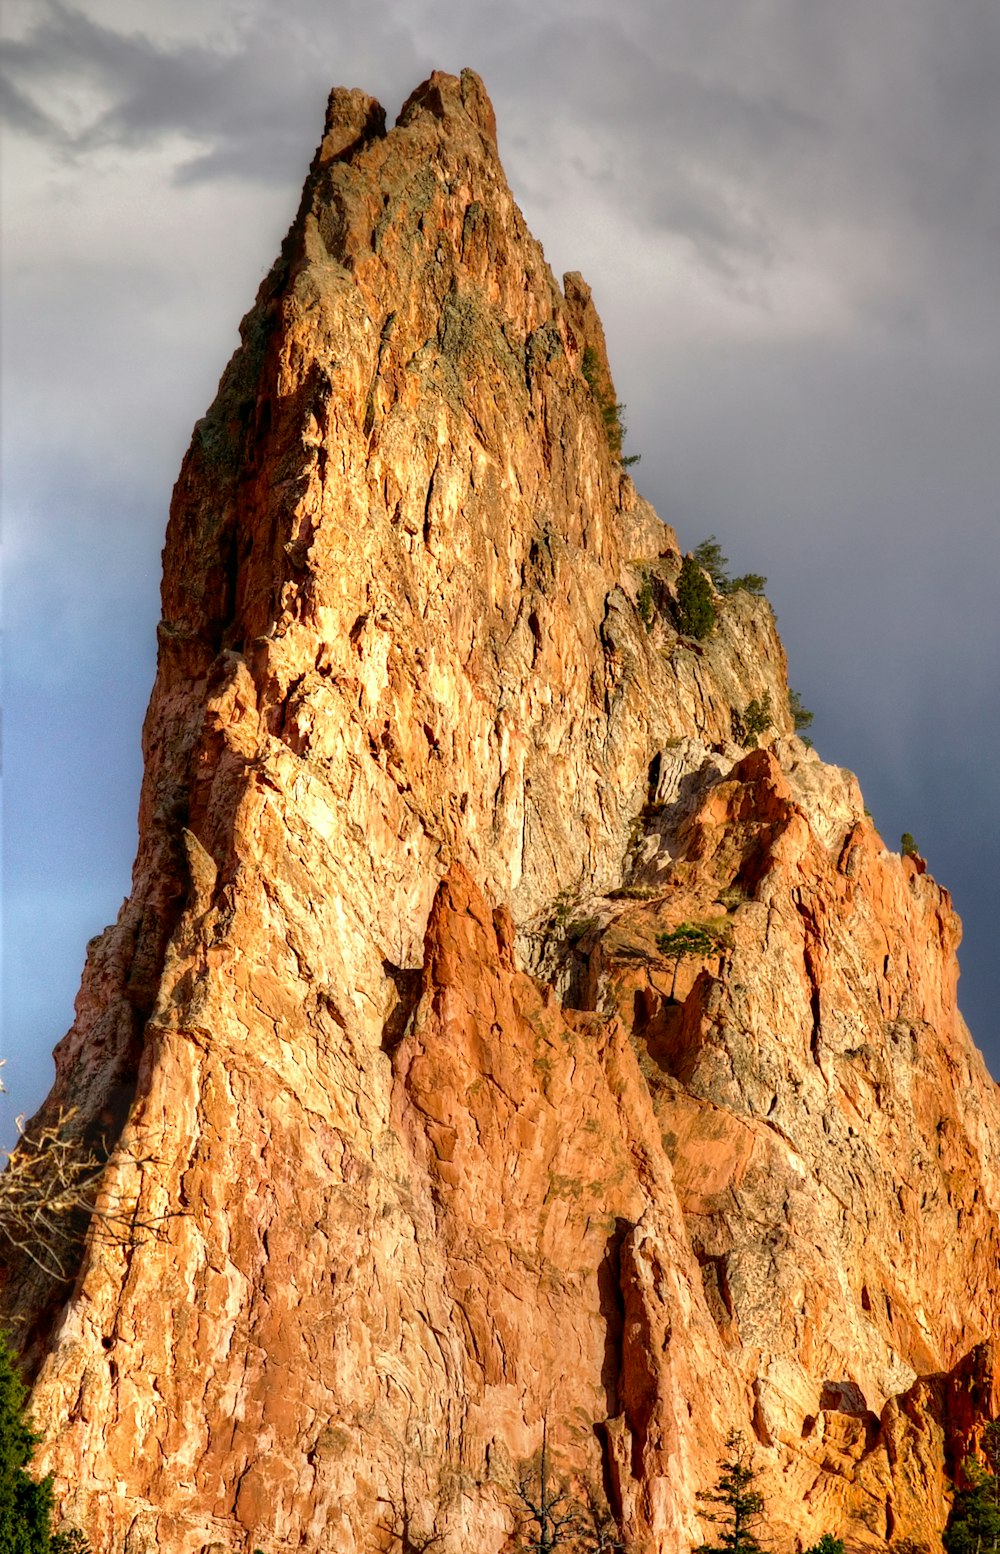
[[788, 689, 813, 734], [694, 1429, 767, 1554], [675, 556, 717, 639], [734, 693, 772, 749], [692, 537, 730, 591], [803, 1537, 844, 1554], [656, 921, 730, 1000]]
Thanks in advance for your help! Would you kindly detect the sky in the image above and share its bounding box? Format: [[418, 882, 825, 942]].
[[2, 0, 998, 1139]]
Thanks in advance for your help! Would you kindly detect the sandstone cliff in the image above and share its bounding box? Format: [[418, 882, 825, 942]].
[[6, 70, 999, 1554]]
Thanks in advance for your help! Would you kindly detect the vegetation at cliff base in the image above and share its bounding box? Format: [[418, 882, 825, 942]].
[[944, 1422, 1000, 1554], [694, 1432, 844, 1554], [0, 1332, 53, 1551], [0, 1333, 90, 1553], [694, 1430, 767, 1554]]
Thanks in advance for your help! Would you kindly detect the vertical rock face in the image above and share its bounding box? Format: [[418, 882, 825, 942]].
[[7, 69, 999, 1554]]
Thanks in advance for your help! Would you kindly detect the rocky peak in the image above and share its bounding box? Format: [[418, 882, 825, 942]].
[[5, 71, 998, 1554]]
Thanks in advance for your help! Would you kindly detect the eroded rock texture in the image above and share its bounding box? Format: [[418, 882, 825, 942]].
[[7, 70, 999, 1554]]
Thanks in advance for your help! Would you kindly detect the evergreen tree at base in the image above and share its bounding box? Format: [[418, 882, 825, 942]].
[[694, 1430, 767, 1554], [0, 1333, 54, 1554], [944, 1459, 1000, 1554]]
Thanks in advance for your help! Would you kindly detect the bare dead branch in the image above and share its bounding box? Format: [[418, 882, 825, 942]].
[[0, 1103, 179, 1280]]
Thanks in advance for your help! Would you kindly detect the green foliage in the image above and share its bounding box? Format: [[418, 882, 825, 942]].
[[656, 920, 731, 999], [675, 555, 717, 639], [734, 693, 773, 749], [729, 573, 767, 596], [944, 1457, 1000, 1554], [694, 1430, 767, 1554], [803, 1537, 845, 1554], [983, 1420, 1000, 1476], [0, 1334, 53, 1554], [788, 689, 814, 733], [636, 573, 654, 631], [676, 537, 766, 640], [581, 343, 600, 391], [0, 1334, 90, 1554], [581, 345, 640, 468], [50, 1534, 91, 1554], [691, 538, 767, 598], [692, 536, 730, 591], [900, 832, 919, 858], [656, 922, 728, 961]]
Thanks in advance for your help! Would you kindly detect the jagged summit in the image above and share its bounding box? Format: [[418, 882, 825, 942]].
[[6, 72, 999, 1554]]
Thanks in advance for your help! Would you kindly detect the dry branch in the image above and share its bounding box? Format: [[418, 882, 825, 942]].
[[0, 1081, 175, 1279]]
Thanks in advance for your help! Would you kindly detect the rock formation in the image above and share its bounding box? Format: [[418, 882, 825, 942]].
[[4, 69, 998, 1554]]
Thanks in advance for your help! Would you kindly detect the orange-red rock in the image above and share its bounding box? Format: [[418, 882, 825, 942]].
[[5, 70, 998, 1554]]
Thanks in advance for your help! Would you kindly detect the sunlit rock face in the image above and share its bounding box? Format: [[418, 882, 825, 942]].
[[8, 69, 999, 1554]]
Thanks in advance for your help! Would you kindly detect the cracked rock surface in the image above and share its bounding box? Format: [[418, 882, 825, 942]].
[[7, 70, 999, 1554]]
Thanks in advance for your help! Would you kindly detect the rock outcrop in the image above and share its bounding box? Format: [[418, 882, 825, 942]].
[[5, 69, 998, 1554]]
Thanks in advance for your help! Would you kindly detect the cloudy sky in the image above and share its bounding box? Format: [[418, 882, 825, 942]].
[[3, 0, 998, 1137]]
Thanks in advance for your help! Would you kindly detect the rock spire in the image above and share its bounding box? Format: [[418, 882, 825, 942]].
[[5, 70, 998, 1554]]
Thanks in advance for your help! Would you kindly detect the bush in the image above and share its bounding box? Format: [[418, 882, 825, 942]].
[[900, 832, 919, 858], [512, 1418, 628, 1551], [675, 556, 716, 639], [803, 1538, 845, 1554]]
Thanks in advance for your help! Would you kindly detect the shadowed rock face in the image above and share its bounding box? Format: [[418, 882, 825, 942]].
[[7, 68, 998, 1554]]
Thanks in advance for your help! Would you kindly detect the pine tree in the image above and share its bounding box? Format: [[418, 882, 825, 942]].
[[787, 689, 814, 734], [944, 1455, 1000, 1554], [0, 1332, 55, 1554], [694, 1430, 767, 1554], [675, 556, 717, 639], [692, 537, 730, 592], [656, 922, 730, 1000]]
